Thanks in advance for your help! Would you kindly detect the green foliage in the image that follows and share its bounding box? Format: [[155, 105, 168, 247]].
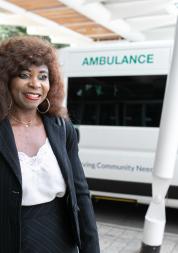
[[0, 25, 69, 48], [0, 25, 27, 41]]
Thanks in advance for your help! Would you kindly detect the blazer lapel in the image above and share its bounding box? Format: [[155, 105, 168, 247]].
[[42, 115, 70, 186], [0, 118, 22, 185]]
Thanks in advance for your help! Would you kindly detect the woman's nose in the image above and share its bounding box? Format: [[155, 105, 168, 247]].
[[29, 77, 41, 88]]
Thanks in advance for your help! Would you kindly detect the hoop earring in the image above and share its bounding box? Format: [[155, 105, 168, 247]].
[[37, 98, 50, 114]]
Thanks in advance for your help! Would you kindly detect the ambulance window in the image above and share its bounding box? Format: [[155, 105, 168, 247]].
[[67, 75, 166, 127]]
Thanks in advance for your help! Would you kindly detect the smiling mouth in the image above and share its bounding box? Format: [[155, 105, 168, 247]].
[[24, 93, 41, 100]]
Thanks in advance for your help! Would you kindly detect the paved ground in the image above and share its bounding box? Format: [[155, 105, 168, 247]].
[[97, 221, 178, 253]]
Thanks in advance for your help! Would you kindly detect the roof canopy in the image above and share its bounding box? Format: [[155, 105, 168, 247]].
[[0, 0, 177, 45]]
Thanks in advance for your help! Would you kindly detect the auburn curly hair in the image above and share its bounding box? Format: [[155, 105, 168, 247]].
[[0, 36, 67, 121]]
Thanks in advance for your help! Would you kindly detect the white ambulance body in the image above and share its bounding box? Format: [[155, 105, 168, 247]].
[[59, 41, 178, 208]]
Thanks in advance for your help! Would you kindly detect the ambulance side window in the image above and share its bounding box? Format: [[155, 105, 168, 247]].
[[67, 75, 166, 127]]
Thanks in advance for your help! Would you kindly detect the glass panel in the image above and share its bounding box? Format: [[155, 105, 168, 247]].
[[145, 103, 163, 127], [67, 75, 166, 127], [82, 103, 98, 125], [100, 103, 117, 126], [123, 103, 142, 126]]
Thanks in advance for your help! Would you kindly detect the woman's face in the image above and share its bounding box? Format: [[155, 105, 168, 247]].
[[10, 65, 50, 112]]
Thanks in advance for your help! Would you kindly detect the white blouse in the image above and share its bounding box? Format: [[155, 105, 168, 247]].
[[18, 138, 66, 206]]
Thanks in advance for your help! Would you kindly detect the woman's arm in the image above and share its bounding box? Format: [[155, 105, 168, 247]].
[[65, 120, 100, 253]]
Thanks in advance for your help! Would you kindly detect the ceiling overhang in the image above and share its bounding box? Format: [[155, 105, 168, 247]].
[[0, 0, 177, 45], [4, 0, 122, 43]]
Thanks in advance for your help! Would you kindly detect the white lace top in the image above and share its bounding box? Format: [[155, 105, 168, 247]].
[[18, 138, 66, 206]]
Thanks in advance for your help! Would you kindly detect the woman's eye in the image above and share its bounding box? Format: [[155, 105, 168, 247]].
[[38, 74, 48, 81], [18, 73, 29, 79]]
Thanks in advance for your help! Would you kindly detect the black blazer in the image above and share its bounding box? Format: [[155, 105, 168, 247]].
[[0, 115, 100, 253]]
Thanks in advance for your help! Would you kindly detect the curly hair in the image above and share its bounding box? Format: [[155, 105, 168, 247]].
[[0, 36, 68, 121]]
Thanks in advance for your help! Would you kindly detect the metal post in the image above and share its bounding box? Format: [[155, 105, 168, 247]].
[[140, 18, 178, 253]]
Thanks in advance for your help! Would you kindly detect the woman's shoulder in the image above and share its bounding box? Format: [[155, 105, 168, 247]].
[[44, 114, 75, 138]]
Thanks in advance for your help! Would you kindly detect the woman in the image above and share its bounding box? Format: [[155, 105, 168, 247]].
[[0, 36, 100, 253]]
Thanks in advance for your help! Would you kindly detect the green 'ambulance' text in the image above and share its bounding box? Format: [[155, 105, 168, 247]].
[[82, 54, 154, 66]]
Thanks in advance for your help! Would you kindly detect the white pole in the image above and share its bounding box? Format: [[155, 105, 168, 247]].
[[140, 18, 178, 253]]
